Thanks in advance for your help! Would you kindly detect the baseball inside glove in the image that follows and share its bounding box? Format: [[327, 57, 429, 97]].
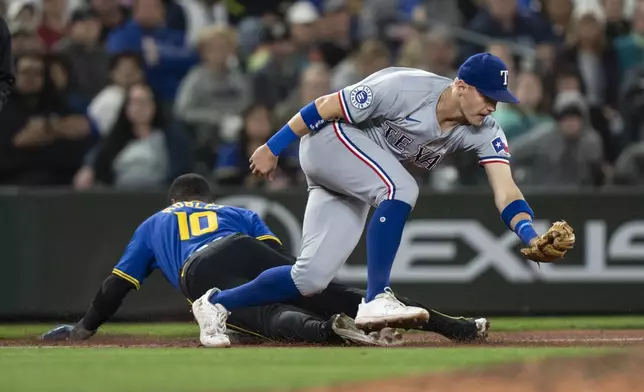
[[520, 220, 575, 263]]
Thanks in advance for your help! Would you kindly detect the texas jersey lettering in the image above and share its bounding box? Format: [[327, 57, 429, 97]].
[[337, 67, 512, 169]]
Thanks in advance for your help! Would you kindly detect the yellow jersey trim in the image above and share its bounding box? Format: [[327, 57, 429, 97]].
[[256, 235, 282, 246], [112, 268, 141, 290]]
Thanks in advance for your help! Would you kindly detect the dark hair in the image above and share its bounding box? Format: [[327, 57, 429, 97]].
[[13, 52, 60, 98], [544, 63, 585, 109], [109, 51, 145, 72], [167, 173, 213, 203], [555, 65, 582, 83], [44, 52, 72, 90], [238, 102, 273, 160], [93, 82, 165, 184]]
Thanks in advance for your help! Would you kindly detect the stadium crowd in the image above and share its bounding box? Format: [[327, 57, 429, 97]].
[[1, 0, 644, 191]]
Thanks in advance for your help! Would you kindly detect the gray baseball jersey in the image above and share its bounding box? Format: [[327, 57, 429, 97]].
[[337, 67, 511, 168], [291, 67, 512, 296]]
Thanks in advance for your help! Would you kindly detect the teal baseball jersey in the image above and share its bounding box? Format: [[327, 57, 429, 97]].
[[112, 202, 280, 290]]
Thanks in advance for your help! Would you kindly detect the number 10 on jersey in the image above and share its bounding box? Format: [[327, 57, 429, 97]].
[[174, 211, 219, 240]]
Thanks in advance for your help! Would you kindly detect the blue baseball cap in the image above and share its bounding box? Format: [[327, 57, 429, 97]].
[[457, 53, 519, 104]]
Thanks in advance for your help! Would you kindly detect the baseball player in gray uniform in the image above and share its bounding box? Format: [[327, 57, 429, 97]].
[[190, 53, 556, 347]]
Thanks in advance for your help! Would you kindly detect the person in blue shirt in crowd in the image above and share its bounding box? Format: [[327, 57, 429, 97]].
[[42, 173, 489, 347], [462, 0, 556, 59], [106, 0, 198, 107], [215, 103, 301, 188]]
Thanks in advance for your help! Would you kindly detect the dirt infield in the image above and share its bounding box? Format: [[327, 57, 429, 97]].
[[3, 330, 644, 391], [2, 329, 644, 348], [306, 350, 644, 392]]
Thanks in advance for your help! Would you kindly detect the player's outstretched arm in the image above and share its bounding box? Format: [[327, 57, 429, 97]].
[[41, 221, 154, 341], [249, 93, 344, 179], [484, 163, 575, 263], [41, 274, 136, 341], [484, 163, 533, 237]]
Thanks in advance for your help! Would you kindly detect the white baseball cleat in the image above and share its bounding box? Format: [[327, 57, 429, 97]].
[[331, 314, 404, 346], [474, 318, 490, 340], [192, 288, 231, 348], [355, 287, 430, 332]]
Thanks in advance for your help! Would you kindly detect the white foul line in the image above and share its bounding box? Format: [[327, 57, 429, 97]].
[[510, 337, 644, 343]]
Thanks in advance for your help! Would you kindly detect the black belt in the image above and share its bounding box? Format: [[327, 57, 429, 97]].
[[179, 252, 198, 300], [178, 233, 245, 300]]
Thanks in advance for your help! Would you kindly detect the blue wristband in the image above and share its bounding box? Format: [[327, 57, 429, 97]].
[[300, 101, 325, 132], [515, 219, 538, 246], [266, 124, 298, 156], [500, 199, 534, 228]]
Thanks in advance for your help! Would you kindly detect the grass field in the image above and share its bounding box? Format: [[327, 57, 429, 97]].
[[1, 316, 643, 391], [4, 315, 644, 339]]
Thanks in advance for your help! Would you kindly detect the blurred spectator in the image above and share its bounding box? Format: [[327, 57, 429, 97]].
[[410, 0, 464, 28], [424, 26, 457, 78], [396, 33, 424, 70], [250, 21, 303, 108], [74, 82, 169, 190], [37, 0, 68, 50], [534, 42, 557, 77], [7, 0, 39, 29], [612, 141, 644, 185], [614, 0, 644, 83], [286, 1, 320, 58], [174, 25, 250, 171], [276, 61, 330, 126], [0, 53, 92, 186], [178, 0, 229, 47], [550, 64, 584, 96], [46, 53, 87, 113], [511, 90, 605, 188], [557, 4, 621, 162], [11, 23, 46, 57], [486, 43, 517, 90], [214, 103, 300, 189], [359, 0, 409, 46], [225, 0, 287, 25], [234, 0, 292, 60], [54, 7, 110, 111], [462, 0, 556, 60], [540, 0, 573, 43], [88, 0, 131, 42], [87, 52, 145, 135], [493, 71, 554, 141], [602, 0, 630, 40], [106, 0, 198, 107], [331, 39, 390, 91], [560, 5, 619, 107], [164, 0, 189, 33], [618, 58, 644, 144], [0, 18, 16, 114], [316, 0, 357, 69]]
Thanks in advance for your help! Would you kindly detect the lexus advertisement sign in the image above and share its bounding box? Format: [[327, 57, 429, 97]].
[[1, 190, 643, 318]]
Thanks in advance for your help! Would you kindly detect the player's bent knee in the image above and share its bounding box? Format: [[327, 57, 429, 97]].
[[373, 171, 419, 208], [291, 263, 334, 296], [396, 182, 419, 208], [377, 180, 418, 208], [293, 274, 332, 296]]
